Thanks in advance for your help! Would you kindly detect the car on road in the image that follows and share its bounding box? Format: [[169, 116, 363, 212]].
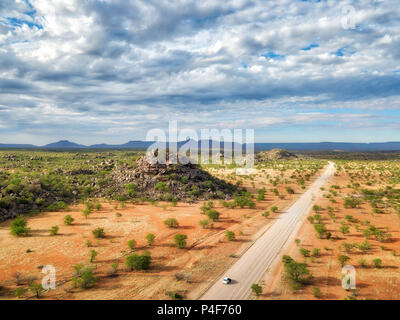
[[222, 277, 232, 284]]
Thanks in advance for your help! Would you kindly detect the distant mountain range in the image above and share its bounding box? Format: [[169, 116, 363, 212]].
[[1, 140, 400, 151]]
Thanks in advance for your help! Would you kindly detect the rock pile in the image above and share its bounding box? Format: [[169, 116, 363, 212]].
[[112, 152, 237, 201], [256, 149, 298, 162]]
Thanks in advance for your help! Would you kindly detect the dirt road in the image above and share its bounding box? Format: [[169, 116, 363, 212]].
[[200, 162, 336, 300]]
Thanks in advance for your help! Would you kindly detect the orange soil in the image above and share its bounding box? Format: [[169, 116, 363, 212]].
[[262, 167, 400, 300], [0, 166, 322, 300]]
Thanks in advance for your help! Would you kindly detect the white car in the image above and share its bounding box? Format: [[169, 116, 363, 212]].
[[222, 277, 232, 284]]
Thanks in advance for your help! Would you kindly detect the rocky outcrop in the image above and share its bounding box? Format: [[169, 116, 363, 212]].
[[0, 151, 238, 221], [256, 149, 298, 162], [112, 153, 237, 201]]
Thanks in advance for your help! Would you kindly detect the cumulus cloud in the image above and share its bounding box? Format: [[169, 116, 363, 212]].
[[0, 0, 399, 144]]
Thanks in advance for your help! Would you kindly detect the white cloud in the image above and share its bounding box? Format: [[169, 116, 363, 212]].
[[0, 0, 399, 143]]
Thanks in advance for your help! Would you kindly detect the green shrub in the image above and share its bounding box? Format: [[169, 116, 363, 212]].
[[338, 255, 350, 267], [181, 176, 189, 184], [314, 223, 327, 239], [286, 187, 295, 195], [372, 258, 382, 268], [313, 287, 322, 299], [49, 225, 59, 236], [10, 216, 30, 237], [339, 224, 350, 235], [299, 248, 310, 258], [82, 209, 91, 219], [164, 218, 179, 228], [155, 182, 169, 192], [146, 233, 155, 246], [90, 249, 98, 263], [111, 263, 119, 274], [225, 230, 235, 241], [358, 240, 371, 251], [72, 265, 98, 289], [47, 201, 67, 212], [251, 284, 262, 296], [359, 258, 367, 268], [127, 239, 136, 251], [206, 209, 220, 221], [92, 228, 106, 239], [344, 197, 362, 209], [126, 183, 136, 197], [282, 255, 312, 290], [174, 234, 188, 249], [199, 219, 209, 229], [125, 254, 151, 271], [29, 282, 44, 299], [14, 287, 26, 298], [312, 248, 321, 257], [64, 215, 74, 225]]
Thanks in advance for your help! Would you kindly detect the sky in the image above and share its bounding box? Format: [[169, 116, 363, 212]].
[[0, 0, 399, 145]]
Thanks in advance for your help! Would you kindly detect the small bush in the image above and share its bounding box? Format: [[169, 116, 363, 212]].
[[282, 255, 312, 290], [125, 254, 151, 271], [286, 187, 295, 195], [155, 182, 169, 192], [199, 219, 209, 229], [225, 230, 235, 241], [49, 225, 59, 236], [372, 258, 382, 268], [300, 248, 311, 258], [14, 287, 26, 298], [206, 209, 220, 221], [312, 248, 321, 257], [64, 215, 74, 225], [92, 228, 106, 239], [164, 218, 179, 228], [313, 287, 322, 299], [251, 284, 262, 296], [72, 265, 98, 289], [127, 239, 137, 251], [10, 216, 30, 237], [90, 249, 98, 263], [359, 258, 367, 268], [338, 255, 350, 267], [111, 263, 119, 274], [146, 233, 155, 246], [174, 234, 188, 249], [29, 282, 44, 299]]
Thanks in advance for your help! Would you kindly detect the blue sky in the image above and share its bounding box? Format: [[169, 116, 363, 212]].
[[0, 0, 399, 144]]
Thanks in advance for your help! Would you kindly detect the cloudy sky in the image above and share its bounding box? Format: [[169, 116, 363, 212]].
[[0, 0, 399, 145]]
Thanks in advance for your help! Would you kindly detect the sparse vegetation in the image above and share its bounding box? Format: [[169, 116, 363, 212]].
[[71, 264, 98, 289], [174, 234, 188, 249], [225, 230, 235, 241], [92, 227, 106, 239], [251, 283, 262, 296], [64, 215, 74, 225], [49, 225, 59, 236], [146, 233, 155, 246], [164, 218, 179, 228], [125, 253, 151, 271], [10, 216, 30, 237], [127, 239, 137, 251]]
